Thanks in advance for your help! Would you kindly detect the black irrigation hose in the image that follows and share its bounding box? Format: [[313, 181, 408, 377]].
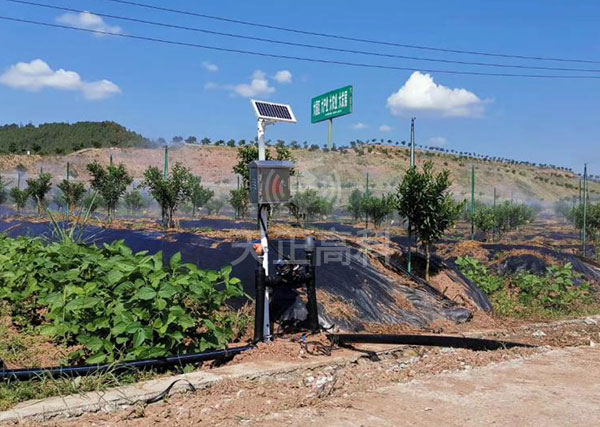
[[0, 345, 254, 381], [328, 334, 534, 351]]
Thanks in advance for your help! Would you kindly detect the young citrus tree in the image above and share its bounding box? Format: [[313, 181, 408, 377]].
[[143, 162, 194, 227], [10, 187, 29, 213], [189, 175, 214, 217], [26, 172, 53, 216], [123, 189, 146, 216], [57, 180, 86, 216], [361, 193, 395, 229], [396, 161, 464, 281], [347, 189, 365, 222], [229, 188, 249, 218], [86, 162, 132, 222], [0, 176, 6, 206]]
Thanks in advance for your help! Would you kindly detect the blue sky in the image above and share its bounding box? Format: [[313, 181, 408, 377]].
[[0, 0, 599, 173]]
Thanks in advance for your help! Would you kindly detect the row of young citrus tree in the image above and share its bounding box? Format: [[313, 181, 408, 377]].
[[0, 161, 220, 227]]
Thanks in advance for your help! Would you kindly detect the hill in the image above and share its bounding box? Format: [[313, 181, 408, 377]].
[[0, 144, 595, 206], [0, 121, 149, 155]]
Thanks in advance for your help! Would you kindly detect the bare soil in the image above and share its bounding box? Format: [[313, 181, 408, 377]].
[[23, 317, 600, 426]]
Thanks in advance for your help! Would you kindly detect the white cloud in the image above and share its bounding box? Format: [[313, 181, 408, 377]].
[[56, 12, 121, 37], [273, 70, 292, 84], [202, 61, 219, 72], [204, 82, 219, 90], [386, 72, 487, 118], [0, 59, 121, 100], [379, 124, 392, 132], [352, 122, 368, 130], [233, 70, 275, 98], [428, 136, 447, 147]]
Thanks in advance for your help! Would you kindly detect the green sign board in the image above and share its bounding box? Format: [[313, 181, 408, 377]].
[[311, 85, 353, 123]]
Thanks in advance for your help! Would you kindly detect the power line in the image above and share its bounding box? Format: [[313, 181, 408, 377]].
[[102, 0, 600, 65], [2, 15, 600, 79], [6, 0, 600, 73]]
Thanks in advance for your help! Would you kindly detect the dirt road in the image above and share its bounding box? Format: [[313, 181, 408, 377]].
[[261, 347, 600, 426]]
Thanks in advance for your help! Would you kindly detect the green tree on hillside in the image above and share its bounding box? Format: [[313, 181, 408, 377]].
[[396, 162, 464, 281], [26, 172, 53, 216], [143, 163, 194, 227], [0, 122, 148, 155], [86, 162, 132, 222]]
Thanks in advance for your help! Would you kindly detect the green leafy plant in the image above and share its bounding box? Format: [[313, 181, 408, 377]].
[[457, 256, 593, 317], [26, 172, 52, 216], [143, 162, 194, 227], [0, 236, 245, 363], [86, 162, 132, 222]]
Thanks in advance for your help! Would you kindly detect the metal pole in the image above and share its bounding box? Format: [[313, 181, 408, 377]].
[[408, 117, 416, 274], [257, 119, 271, 339], [365, 172, 369, 229], [254, 259, 266, 342], [471, 165, 475, 240], [493, 187, 496, 208], [305, 237, 319, 332], [583, 164, 588, 257], [328, 118, 333, 150], [66, 162, 71, 217], [410, 117, 416, 166], [109, 154, 113, 167], [164, 146, 169, 180]]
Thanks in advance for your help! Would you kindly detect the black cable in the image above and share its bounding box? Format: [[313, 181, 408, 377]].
[[2, 15, 600, 79], [102, 0, 600, 65], [6, 0, 600, 73], [258, 204, 283, 259], [0, 345, 254, 381], [144, 378, 196, 404]]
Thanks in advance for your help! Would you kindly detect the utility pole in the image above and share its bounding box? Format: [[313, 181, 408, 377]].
[[471, 165, 475, 240], [407, 117, 416, 274], [583, 164, 588, 257]]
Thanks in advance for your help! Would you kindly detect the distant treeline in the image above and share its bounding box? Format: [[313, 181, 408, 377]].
[[0, 121, 149, 155]]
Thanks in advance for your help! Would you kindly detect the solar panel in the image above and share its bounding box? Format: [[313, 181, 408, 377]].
[[251, 99, 297, 123]]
